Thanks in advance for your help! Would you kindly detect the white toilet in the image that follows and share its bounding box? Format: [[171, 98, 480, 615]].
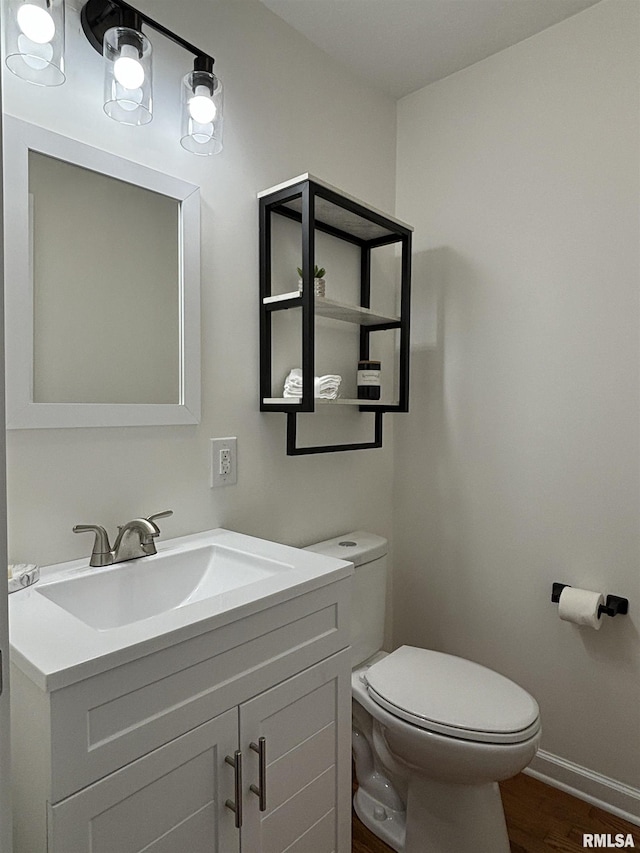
[[305, 531, 541, 853]]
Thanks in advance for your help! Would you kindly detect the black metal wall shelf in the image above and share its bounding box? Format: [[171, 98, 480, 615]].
[[259, 173, 412, 455]]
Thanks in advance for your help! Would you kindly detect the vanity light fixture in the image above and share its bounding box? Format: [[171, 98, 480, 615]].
[[180, 55, 224, 156], [4, 0, 66, 86], [101, 7, 152, 126], [81, 0, 223, 152]]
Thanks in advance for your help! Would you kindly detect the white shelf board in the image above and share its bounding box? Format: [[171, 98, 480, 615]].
[[263, 290, 300, 303], [316, 296, 399, 326], [263, 397, 397, 407], [257, 173, 414, 233], [262, 293, 400, 326]]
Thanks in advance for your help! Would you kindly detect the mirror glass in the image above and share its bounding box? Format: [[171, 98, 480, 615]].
[[3, 117, 201, 428], [30, 152, 180, 405]]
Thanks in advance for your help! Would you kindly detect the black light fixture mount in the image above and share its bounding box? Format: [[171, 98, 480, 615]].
[[192, 54, 215, 93], [80, 0, 213, 67]]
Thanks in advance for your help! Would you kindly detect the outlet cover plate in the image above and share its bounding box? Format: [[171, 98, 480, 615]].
[[210, 437, 237, 487]]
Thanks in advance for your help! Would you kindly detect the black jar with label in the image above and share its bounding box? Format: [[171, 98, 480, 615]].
[[357, 360, 381, 400]]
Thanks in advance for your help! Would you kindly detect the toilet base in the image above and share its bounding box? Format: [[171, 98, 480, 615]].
[[404, 777, 511, 853], [353, 787, 406, 853], [355, 777, 511, 853]]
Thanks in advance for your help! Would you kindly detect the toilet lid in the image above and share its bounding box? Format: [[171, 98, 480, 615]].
[[365, 646, 540, 744]]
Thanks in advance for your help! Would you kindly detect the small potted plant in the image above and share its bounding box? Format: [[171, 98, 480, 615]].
[[297, 264, 326, 297]]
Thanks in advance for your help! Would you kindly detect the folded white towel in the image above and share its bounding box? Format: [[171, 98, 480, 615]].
[[283, 368, 302, 397], [318, 388, 339, 400], [8, 563, 39, 593], [284, 368, 341, 399]]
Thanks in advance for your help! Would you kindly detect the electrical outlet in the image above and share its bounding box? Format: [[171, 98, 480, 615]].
[[219, 449, 231, 476], [210, 437, 237, 487]]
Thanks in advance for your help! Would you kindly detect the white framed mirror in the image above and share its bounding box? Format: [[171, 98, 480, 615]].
[[3, 116, 201, 428]]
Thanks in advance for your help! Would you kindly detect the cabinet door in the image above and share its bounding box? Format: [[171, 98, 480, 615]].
[[239, 649, 351, 853], [48, 708, 240, 853]]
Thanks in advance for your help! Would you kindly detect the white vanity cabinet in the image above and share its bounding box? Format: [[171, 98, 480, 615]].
[[11, 578, 352, 853]]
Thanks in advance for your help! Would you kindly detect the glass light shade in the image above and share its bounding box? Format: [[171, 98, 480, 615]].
[[103, 26, 152, 126], [180, 71, 223, 156], [4, 0, 65, 86]]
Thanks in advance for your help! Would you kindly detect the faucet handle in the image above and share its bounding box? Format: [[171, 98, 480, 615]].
[[147, 510, 173, 527], [138, 512, 172, 556], [73, 524, 112, 567]]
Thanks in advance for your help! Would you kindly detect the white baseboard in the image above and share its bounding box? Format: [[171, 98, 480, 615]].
[[525, 750, 640, 828]]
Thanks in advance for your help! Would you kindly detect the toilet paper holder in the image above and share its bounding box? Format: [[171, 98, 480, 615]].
[[551, 583, 629, 618]]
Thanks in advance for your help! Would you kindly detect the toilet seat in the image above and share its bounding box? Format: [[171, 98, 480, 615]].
[[364, 646, 540, 745]]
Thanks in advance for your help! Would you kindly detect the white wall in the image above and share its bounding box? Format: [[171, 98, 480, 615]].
[[394, 0, 640, 810], [2, 0, 398, 567]]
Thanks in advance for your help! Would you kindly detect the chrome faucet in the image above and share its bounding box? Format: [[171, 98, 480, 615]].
[[73, 511, 173, 567]]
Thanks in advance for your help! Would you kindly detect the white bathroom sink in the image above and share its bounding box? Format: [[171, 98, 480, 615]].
[[8, 528, 353, 690], [36, 543, 289, 630]]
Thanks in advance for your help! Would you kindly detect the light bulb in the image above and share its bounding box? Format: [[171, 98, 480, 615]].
[[188, 85, 216, 124], [17, 3, 55, 44], [113, 44, 144, 89]]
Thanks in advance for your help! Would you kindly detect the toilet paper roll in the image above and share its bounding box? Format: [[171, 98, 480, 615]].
[[558, 586, 604, 630]]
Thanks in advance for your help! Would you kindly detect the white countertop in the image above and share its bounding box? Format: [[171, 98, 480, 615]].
[[9, 528, 353, 692]]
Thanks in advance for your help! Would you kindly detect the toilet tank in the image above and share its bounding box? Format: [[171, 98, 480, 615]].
[[305, 531, 388, 667]]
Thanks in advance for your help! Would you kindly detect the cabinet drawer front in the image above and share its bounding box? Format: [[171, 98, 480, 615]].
[[49, 581, 350, 801], [48, 709, 239, 853]]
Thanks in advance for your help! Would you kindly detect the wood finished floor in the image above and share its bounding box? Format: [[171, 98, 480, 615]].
[[352, 773, 639, 852]]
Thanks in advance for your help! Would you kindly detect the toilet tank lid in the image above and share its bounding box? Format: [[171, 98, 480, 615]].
[[304, 531, 388, 567]]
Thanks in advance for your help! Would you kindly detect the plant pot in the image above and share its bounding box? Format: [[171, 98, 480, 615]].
[[298, 277, 326, 297]]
